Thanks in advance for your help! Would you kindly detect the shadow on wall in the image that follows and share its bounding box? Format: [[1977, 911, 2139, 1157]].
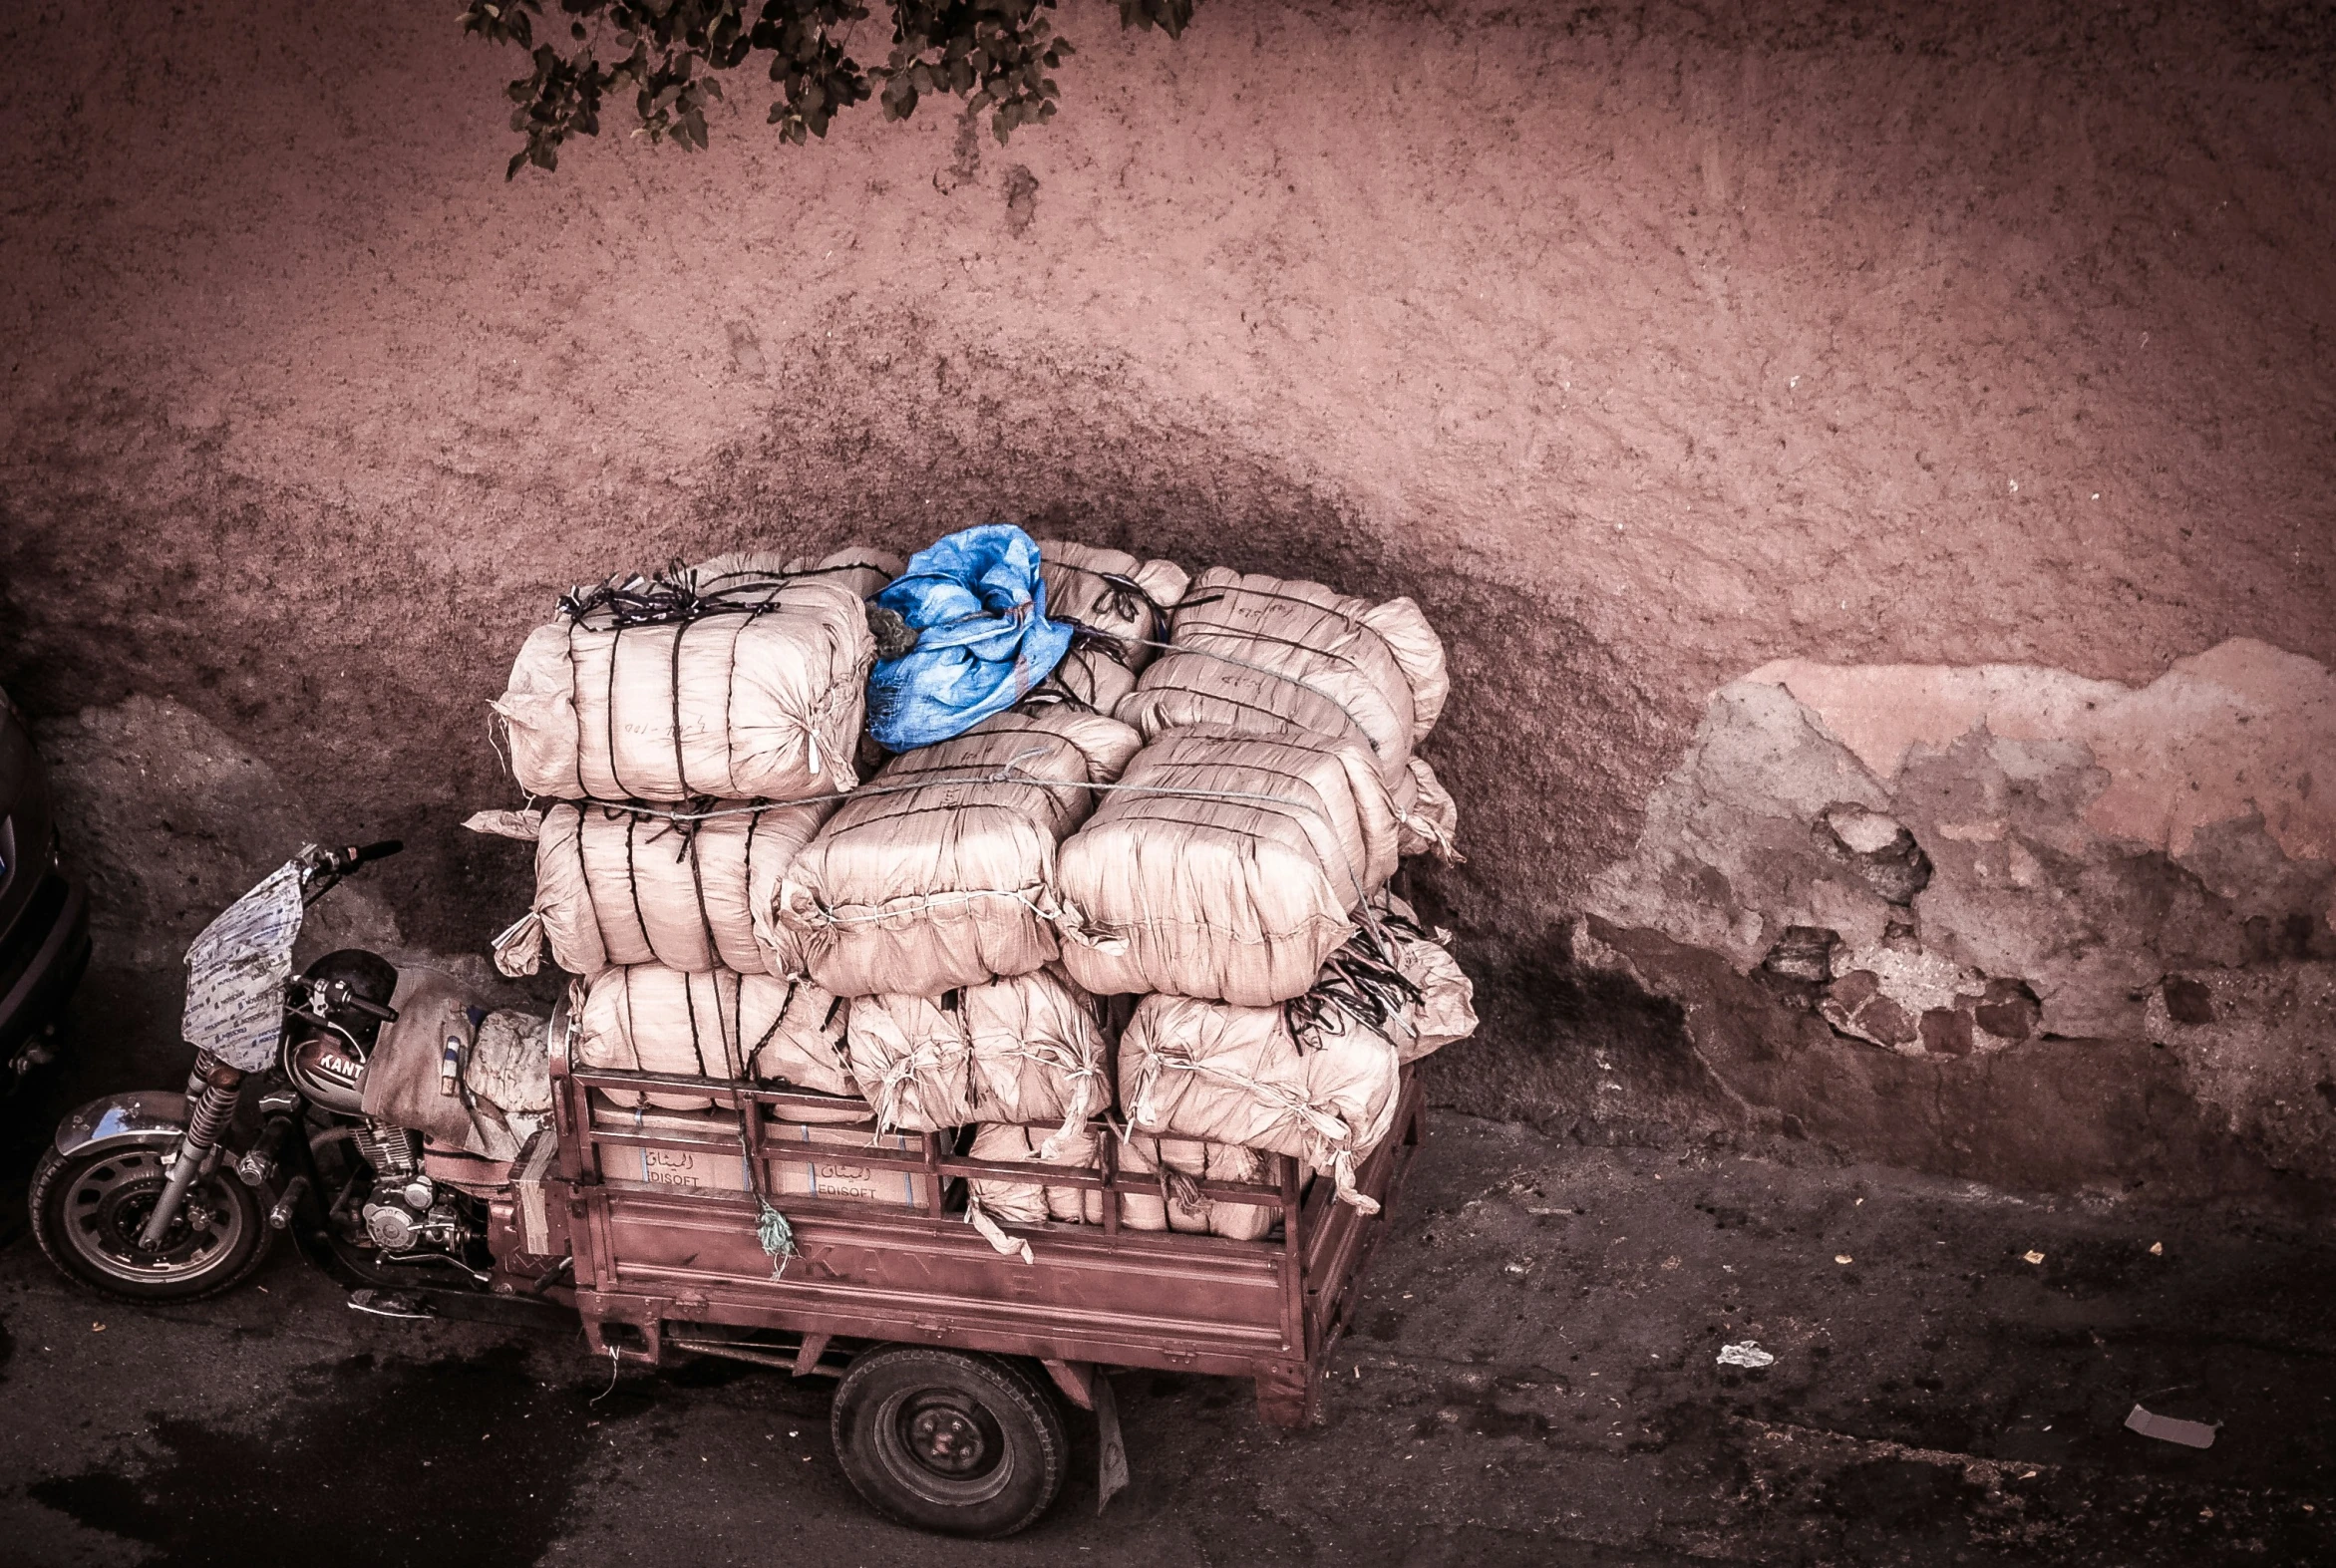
[[0, 347, 1686, 967], [2, 364, 1687, 1108]]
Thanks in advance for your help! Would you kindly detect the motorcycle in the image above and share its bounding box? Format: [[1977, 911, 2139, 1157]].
[[30, 840, 560, 1309]]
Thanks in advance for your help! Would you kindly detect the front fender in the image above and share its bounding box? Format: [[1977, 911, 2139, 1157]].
[[54, 1090, 189, 1159]]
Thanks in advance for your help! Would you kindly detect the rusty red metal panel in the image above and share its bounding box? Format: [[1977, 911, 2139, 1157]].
[[557, 1055, 1423, 1399]]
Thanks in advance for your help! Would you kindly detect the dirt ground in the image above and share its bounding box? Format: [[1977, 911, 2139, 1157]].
[[3, 1006, 2331, 1568]]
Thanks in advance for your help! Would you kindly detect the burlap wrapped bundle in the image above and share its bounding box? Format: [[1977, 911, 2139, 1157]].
[[573, 965, 852, 1111], [470, 799, 833, 980], [494, 561, 872, 802], [1035, 540, 1190, 715], [1119, 990, 1403, 1212], [965, 1123, 1100, 1226], [1055, 726, 1400, 1005], [843, 967, 1113, 1153], [1116, 1134, 1277, 1241], [780, 705, 1142, 997], [1117, 567, 1448, 784], [1375, 894, 1479, 1064], [960, 1127, 1276, 1245]]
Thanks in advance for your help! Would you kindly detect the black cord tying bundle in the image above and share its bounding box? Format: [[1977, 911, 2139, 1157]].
[[1062, 618, 1136, 665], [1048, 560, 1170, 634], [559, 564, 789, 627], [1088, 569, 1156, 629], [1282, 916, 1425, 1050], [559, 556, 879, 628]]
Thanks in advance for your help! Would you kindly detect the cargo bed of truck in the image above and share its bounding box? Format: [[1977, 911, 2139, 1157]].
[[526, 1046, 1423, 1429]]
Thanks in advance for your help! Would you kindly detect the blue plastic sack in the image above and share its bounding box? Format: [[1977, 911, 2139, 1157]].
[[865, 524, 1073, 751]]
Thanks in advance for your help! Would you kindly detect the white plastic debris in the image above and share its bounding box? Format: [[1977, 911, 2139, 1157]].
[[1716, 1342, 1776, 1370], [2126, 1405, 2216, 1449]]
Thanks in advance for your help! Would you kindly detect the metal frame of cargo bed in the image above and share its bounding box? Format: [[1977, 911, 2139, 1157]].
[[526, 1048, 1423, 1427]]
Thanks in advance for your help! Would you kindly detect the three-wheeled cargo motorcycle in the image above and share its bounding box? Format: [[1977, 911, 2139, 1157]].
[[33, 841, 1419, 1536]]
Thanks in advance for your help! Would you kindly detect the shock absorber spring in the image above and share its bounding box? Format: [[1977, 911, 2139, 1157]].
[[183, 1080, 239, 1149], [139, 1058, 245, 1251]]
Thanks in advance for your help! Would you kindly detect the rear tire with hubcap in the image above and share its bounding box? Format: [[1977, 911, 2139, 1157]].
[[831, 1346, 1067, 1537], [30, 1142, 272, 1302]]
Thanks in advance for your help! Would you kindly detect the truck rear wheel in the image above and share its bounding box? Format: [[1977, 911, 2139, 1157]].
[[831, 1346, 1066, 1537]]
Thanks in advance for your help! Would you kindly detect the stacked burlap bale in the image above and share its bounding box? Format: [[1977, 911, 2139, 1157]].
[[483, 550, 897, 1121], [471, 799, 832, 979], [965, 1124, 1277, 1242], [495, 555, 877, 803], [842, 966, 1114, 1155], [571, 964, 855, 1111], [779, 703, 1143, 998], [1056, 724, 1402, 1005], [1119, 989, 1402, 1214], [1116, 567, 1447, 780], [966, 1123, 1102, 1228]]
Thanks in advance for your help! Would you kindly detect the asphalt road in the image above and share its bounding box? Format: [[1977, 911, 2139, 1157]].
[[3, 1090, 2332, 1568]]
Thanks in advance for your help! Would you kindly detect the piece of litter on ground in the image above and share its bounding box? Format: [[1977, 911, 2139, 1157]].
[[1716, 1342, 1776, 1370], [1835, 1254, 1853, 1265], [2126, 1405, 2216, 1448], [2022, 1250, 2046, 1265], [2151, 1241, 2165, 1256]]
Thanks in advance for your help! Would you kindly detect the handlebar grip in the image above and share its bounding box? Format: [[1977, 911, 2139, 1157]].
[[344, 996, 399, 1023], [345, 840, 404, 865]]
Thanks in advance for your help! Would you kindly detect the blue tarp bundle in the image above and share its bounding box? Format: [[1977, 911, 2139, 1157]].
[[865, 524, 1073, 751]]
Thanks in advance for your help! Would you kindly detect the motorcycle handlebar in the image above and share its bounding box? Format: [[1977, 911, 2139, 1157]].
[[318, 839, 404, 876], [342, 994, 399, 1022]]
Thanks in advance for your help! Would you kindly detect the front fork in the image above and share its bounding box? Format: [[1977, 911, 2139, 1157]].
[[137, 1053, 245, 1250]]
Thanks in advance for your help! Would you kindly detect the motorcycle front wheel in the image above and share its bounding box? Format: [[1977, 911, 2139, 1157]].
[[30, 1143, 272, 1302]]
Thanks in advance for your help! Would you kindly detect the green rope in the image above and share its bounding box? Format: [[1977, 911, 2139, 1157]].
[[756, 1197, 797, 1279]]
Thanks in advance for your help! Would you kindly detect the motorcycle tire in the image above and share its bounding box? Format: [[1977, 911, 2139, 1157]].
[[30, 1142, 273, 1302], [831, 1346, 1067, 1538]]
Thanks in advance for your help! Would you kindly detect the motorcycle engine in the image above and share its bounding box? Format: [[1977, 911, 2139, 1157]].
[[361, 1179, 468, 1253], [355, 1122, 472, 1258]]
